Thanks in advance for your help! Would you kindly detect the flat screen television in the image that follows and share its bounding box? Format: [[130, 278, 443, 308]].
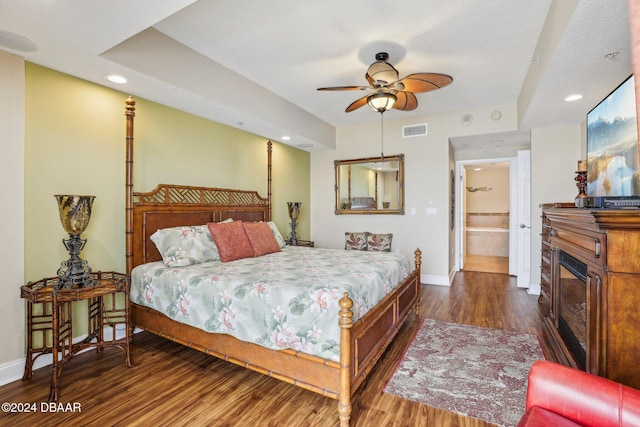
[[587, 74, 640, 208]]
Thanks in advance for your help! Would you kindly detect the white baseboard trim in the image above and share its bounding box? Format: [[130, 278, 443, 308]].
[[421, 273, 450, 286], [527, 282, 541, 296], [0, 326, 143, 387]]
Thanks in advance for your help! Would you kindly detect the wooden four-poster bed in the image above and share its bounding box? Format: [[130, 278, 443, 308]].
[[123, 96, 422, 426]]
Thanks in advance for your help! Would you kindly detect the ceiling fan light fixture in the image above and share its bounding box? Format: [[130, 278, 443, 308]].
[[367, 93, 397, 113], [367, 61, 399, 85]]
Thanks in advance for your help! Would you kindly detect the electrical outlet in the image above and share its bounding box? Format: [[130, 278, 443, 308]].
[[426, 208, 437, 216]]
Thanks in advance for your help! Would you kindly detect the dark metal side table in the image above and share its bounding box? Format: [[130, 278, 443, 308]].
[[20, 271, 132, 401]]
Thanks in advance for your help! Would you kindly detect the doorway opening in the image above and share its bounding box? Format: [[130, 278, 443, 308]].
[[450, 130, 531, 287], [461, 162, 511, 274]]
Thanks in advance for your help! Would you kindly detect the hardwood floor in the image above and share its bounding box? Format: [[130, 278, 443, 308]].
[[463, 255, 509, 275], [0, 272, 551, 427]]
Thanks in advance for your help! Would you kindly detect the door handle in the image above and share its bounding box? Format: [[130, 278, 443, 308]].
[[519, 224, 531, 229]]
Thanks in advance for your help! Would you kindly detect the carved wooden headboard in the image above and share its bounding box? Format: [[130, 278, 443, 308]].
[[124, 97, 273, 273], [130, 184, 270, 268]]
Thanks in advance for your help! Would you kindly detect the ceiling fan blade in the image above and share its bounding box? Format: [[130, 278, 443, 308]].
[[397, 73, 453, 93], [393, 92, 418, 111], [317, 85, 370, 91], [345, 96, 369, 112]]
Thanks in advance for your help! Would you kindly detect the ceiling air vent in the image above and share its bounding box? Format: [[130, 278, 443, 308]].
[[402, 123, 428, 138]]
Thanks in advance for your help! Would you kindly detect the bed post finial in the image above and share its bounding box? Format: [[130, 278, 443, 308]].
[[125, 96, 136, 275], [267, 140, 272, 222]]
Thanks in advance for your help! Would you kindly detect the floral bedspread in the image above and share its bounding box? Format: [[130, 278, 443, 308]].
[[130, 247, 411, 361]]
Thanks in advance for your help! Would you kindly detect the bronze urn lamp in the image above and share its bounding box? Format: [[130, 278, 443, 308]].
[[55, 195, 97, 289], [287, 202, 301, 245]]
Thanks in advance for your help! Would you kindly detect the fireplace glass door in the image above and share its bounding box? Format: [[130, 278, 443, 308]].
[[557, 251, 587, 369]]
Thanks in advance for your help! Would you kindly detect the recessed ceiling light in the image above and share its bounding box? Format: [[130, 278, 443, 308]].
[[474, 167, 482, 171], [564, 94, 583, 102], [281, 136, 291, 141], [104, 74, 127, 84]]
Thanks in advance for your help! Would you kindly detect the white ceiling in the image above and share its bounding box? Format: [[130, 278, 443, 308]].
[[0, 0, 632, 152]]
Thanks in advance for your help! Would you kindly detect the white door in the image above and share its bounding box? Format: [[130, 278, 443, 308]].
[[516, 150, 531, 288]]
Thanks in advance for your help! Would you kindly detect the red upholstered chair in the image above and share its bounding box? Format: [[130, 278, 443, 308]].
[[517, 360, 640, 427]]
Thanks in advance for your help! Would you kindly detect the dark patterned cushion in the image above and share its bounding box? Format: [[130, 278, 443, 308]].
[[367, 233, 393, 252], [345, 232, 369, 250]]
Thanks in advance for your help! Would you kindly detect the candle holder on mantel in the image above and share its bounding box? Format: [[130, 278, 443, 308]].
[[287, 202, 301, 245], [55, 195, 97, 289], [575, 160, 587, 207]]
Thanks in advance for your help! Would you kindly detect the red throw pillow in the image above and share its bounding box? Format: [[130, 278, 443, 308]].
[[243, 222, 282, 257], [207, 220, 254, 262]]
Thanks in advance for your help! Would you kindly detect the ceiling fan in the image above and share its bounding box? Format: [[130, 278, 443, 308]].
[[317, 52, 453, 113]]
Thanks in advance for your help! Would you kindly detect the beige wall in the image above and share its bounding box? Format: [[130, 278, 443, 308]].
[[311, 103, 519, 284], [0, 64, 309, 374], [311, 105, 583, 287], [529, 123, 582, 290], [0, 51, 26, 372], [465, 168, 510, 213]]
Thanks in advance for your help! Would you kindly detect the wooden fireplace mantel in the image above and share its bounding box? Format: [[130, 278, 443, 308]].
[[540, 204, 640, 389]]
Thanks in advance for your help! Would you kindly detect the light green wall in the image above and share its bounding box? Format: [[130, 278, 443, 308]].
[[24, 63, 309, 342]]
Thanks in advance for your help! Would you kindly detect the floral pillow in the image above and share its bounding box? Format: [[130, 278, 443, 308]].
[[151, 224, 220, 267], [367, 233, 393, 252], [345, 232, 369, 251], [267, 221, 287, 248]]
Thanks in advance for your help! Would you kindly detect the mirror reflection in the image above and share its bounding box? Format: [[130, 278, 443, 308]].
[[335, 154, 405, 215]]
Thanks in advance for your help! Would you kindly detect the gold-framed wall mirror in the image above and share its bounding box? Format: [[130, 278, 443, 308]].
[[335, 154, 405, 215]]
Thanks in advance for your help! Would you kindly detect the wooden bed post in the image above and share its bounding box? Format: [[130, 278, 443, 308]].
[[267, 140, 272, 222], [338, 293, 353, 427], [125, 96, 136, 276]]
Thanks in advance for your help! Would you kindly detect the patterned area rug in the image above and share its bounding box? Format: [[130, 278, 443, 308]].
[[384, 319, 545, 426]]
